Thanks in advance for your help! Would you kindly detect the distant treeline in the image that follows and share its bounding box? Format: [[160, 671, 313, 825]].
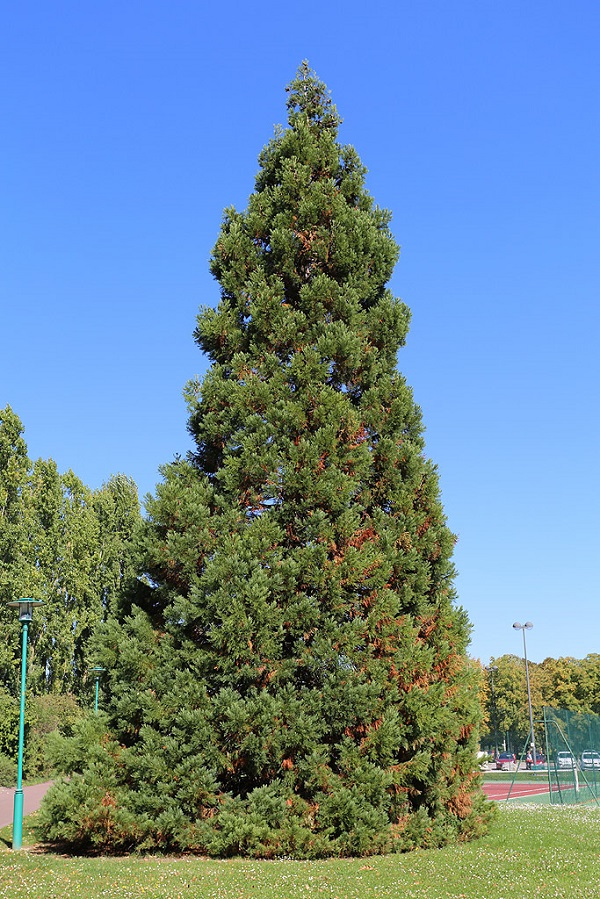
[[0, 405, 140, 697], [479, 653, 600, 750]]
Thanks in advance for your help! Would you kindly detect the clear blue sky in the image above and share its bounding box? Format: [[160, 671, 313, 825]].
[[2, 2, 599, 665]]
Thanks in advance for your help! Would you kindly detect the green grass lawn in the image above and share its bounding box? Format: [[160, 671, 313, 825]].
[[483, 768, 599, 783], [2, 804, 600, 898], [483, 769, 549, 782]]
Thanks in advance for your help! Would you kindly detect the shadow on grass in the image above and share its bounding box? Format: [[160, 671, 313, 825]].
[[0, 817, 43, 852]]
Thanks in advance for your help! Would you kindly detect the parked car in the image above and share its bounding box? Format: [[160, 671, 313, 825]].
[[496, 751, 516, 769], [556, 751, 577, 769], [580, 751, 600, 770]]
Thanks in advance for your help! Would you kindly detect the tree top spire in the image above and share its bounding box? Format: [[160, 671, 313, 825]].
[[285, 61, 341, 131]]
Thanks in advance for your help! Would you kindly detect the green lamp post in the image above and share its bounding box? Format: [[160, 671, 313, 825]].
[[88, 666, 106, 714], [7, 598, 44, 850]]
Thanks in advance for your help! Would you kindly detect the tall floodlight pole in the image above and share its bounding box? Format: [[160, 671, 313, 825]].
[[6, 598, 44, 850], [513, 622, 537, 769], [485, 665, 499, 758]]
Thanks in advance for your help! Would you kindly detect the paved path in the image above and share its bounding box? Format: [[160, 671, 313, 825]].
[[0, 781, 53, 829]]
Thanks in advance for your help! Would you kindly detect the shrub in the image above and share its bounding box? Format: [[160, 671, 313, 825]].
[[0, 752, 16, 787]]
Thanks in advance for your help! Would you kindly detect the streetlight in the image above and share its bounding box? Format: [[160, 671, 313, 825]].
[[485, 665, 499, 758], [6, 598, 44, 850], [88, 666, 106, 714], [513, 621, 536, 771]]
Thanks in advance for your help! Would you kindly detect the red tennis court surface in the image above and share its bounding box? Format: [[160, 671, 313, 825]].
[[483, 780, 554, 801]]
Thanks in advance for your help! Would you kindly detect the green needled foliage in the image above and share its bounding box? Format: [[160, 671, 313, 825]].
[[38, 64, 492, 856]]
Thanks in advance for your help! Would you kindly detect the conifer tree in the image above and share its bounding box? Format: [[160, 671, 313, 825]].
[[39, 65, 491, 856]]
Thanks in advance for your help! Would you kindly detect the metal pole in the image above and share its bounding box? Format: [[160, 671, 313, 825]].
[[487, 666, 499, 758], [89, 666, 105, 714], [12, 620, 28, 850], [521, 628, 537, 770]]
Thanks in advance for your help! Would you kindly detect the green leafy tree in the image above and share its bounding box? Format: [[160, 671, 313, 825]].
[[480, 656, 525, 751], [0, 408, 141, 783], [93, 473, 142, 611], [35, 471, 141, 695], [476, 663, 499, 753], [480, 654, 600, 757], [576, 654, 600, 714], [0, 406, 39, 690], [0, 408, 141, 697], [538, 656, 583, 713], [482, 654, 546, 753], [39, 64, 491, 856]]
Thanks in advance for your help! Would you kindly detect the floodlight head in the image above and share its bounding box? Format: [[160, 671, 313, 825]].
[[7, 598, 44, 622], [524, 622, 533, 629], [513, 622, 522, 629]]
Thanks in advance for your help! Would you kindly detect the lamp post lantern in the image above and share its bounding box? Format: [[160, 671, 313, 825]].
[[513, 621, 537, 770], [88, 666, 106, 714], [6, 598, 44, 850]]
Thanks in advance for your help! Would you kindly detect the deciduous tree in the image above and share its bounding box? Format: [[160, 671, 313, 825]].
[[0, 407, 140, 696]]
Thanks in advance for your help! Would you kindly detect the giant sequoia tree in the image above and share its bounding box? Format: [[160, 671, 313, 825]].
[[39, 65, 490, 856]]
